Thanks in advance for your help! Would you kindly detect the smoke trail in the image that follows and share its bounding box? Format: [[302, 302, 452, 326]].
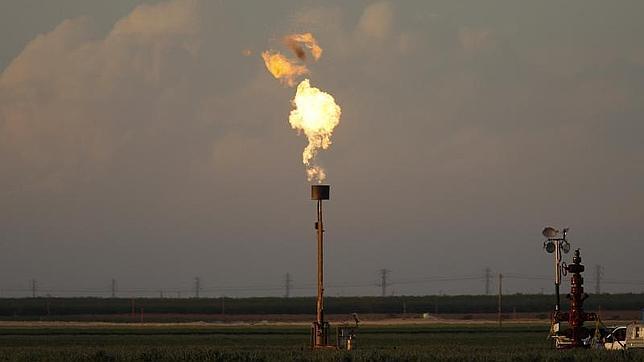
[[283, 32, 323, 61]]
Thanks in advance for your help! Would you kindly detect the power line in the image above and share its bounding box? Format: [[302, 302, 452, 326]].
[[30, 279, 36, 298], [503, 274, 550, 281], [597, 279, 644, 286], [485, 267, 492, 295], [379, 269, 390, 297], [194, 277, 201, 298], [4, 272, 644, 297], [393, 275, 483, 285], [111, 279, 117, 298], [0, 273, 539, 297], [284, 273, 292, 298]]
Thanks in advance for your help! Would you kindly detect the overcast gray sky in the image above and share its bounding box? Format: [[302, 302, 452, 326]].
[[0, 0, 643, 298]]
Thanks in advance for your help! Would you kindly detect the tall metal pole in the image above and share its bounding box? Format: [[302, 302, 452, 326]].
[[311, 184, 330, 348], [554, 240, 561, 312], [316, 199, 324, 326]]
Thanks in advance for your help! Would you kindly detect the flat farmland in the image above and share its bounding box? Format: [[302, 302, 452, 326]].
[[0, 322, 641, 361]]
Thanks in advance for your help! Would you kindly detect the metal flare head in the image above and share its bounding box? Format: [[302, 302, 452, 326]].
[[311, 184, 330, 200]]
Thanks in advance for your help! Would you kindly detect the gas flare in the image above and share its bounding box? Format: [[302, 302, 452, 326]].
[[307, 166, 327, 183], [261, 51, 308, 86], [289, 79, 341, 183], [261, 33, 341, 183], [283, 33, 323, 61]]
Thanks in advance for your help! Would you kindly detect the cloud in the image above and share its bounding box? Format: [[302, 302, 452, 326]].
[[111, 0, 201, 37], [458, 27, 495, 53], [356, 1, 394, 40], [0, 0, 208, 194], [0, 0, 643, 294]]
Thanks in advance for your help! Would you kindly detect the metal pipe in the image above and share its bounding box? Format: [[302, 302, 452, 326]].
[[555, 284, 560, 312], [316, 199, 324, 325], [311, 184, 330, 348], [555, 240, 561, 311]]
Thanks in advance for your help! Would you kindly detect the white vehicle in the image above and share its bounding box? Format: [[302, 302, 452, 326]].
[[603, 326, 627, 350], [603, 323, 644, 350]]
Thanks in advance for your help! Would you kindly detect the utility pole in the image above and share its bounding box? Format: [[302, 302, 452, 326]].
[[111, 279, 117, 298], [379, 269, 390, 297], [284, 273, 292, 298], [30, 279, 37, 298], [485, 267, 491, 295], [497, 273, 503, 328], [595, 265, 602, 294], [194, 277, 201, 298]]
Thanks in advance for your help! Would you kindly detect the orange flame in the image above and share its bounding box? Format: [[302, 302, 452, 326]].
[[261, 51, 309, 86], [283, 33, 323, 61]]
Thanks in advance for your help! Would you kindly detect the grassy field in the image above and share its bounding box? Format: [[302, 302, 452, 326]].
[[0, 322, 642, 361]]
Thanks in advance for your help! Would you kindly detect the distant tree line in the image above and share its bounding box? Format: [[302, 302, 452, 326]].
[[0, 294, 642, 317]]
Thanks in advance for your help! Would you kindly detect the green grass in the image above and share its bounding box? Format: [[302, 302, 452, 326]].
[[0, 323, 642, 361]]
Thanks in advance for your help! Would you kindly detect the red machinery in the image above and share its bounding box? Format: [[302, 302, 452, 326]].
[[551, 249, 598, 349]]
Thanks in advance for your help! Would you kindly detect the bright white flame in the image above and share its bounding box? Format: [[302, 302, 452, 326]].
[[289, 79, 341, 183]]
